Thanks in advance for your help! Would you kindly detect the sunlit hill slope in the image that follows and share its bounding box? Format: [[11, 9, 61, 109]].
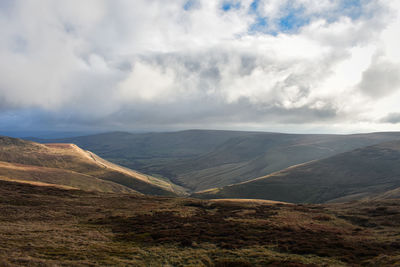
[[0, 136, 185, 196]]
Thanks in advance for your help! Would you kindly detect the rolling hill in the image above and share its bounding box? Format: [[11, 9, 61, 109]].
[[1, 178, 400, 266], [193, 140, 400, 203], [0, 136, 185, 196], [30, 130, 400, 191]]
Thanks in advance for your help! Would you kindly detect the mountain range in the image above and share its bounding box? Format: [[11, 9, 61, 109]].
[[29, 130, 400, 199]]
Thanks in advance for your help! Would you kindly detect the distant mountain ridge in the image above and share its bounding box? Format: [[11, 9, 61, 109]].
[[29, 130, 400, 192], [193, 140, 400, 203], [0, 136, 186, 196]]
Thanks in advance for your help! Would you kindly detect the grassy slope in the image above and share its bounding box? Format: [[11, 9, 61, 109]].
[[371, 187, 400, 200], [0, 176, 78, 190], [31, 131, 400, 192], [0, 161, 135, 193], [0, 136, 185, 196], [1, 179, 400, 266], [193, 140, 400, 203], [174, 132, 400, 191]]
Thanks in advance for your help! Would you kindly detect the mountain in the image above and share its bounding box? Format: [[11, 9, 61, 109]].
[[193, 140, 400, 203], [0, 136, 185, 196], [30, 130, 400, 191]]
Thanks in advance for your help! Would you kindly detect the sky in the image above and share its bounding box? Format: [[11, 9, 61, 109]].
[[0, 0, 400, 135]]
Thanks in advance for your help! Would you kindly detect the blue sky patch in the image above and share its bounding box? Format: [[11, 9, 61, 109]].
[[183, 0, 196, 11], [339, 0, 365, 20], [249, 0, 260, 13], [248, 16, 269, 34], [247, 0, 369, 35], [222, 2, 241, 11], [278, 8, 310, 32]]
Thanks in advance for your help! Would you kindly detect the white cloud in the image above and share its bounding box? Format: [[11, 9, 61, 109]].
[[0, 0, 399, 133], [118, 61, 177, 102]]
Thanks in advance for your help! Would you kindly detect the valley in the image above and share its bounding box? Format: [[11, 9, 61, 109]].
[[1, 131, 400, 266], [3, 1, 400, 265], [31, 130, 400, 202]]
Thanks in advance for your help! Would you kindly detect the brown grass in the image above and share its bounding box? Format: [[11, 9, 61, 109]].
[[0, 161, 136, 193], [0, 137, 185, 196], [210, 198, 289, 204], [0, 176, 77, 190], [1, 180, 400, 266]]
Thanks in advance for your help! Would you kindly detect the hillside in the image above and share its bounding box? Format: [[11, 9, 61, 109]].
[[31, 130, 400, 191], [0, 136, 185, 196], [193, 140, 400, 203], [0, 161, 135, 193], [1, 179, 400, 266], [171, 132, 400, 191]]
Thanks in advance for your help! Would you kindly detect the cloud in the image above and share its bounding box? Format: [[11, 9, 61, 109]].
[[380, 113, 400, 124], [0, 0, 399, 133], [117, 60, 177, 102], [358, 54, 400, 98]]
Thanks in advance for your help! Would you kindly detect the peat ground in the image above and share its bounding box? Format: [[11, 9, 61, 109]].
[[1, 180, 400, 266]]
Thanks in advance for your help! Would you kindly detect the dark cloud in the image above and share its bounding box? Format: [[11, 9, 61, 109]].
[[380, 113, 400, 124]]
